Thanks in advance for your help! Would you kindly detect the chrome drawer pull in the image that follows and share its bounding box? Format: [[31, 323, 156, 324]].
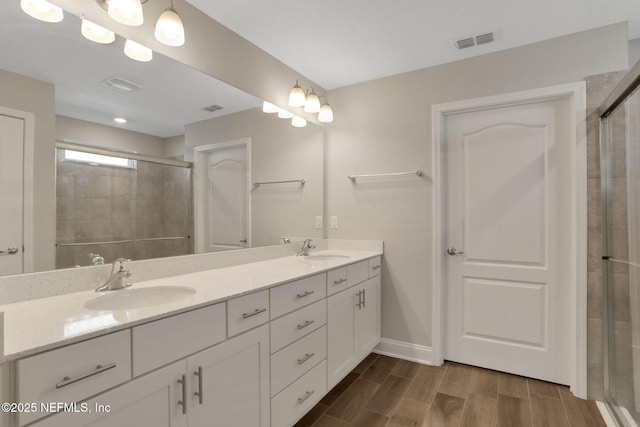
[[297, 320, 315, 330], [55, 363, 116, 389], [297, 390, 315, 404], [356, 291, 363, 309], [333, 278, 347, 285], [194, 366, 203, 405], [372, 265, 381, 270], [242, 307, 267, 319], [296, 290, 315, 299], [178, 374, 187, 414], [297, 353, 315, 365], [362, 289, 366, 308]]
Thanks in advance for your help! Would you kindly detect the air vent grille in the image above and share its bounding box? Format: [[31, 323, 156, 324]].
[[475, 33, 494, 45], [456, 38, 475, 50], [102, 76, 142, 92], [453, 32, 495, 50], [203, 105, 224, 112]]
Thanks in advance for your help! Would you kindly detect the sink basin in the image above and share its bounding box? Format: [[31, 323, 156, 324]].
[[300, 254, 350, 262], [84, 286, 196, 311]]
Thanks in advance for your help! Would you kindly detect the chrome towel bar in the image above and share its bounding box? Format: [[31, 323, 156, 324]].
[[348, 170, 423, 181], [253, 179, 306, 187]]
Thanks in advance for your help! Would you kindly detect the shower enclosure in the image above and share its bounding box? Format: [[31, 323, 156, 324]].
[[600, 61, 640, 426], [55, 142, 193, 268]]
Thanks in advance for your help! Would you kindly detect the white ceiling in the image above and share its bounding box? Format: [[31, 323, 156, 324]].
[[186, 0, 640, 90]]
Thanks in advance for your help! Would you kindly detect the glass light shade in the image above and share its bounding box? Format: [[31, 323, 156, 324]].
[[304, 90, 321, 113], [20, 0, 63, 23], [288, 81, 306, 108], [81, 19, 115, 44], [154, 8, 185, 47], [108, 0, 143, 26], [124, 39, 153, 62], [277, 109, 294, 119], [318, 103, 334, 123], [262, 101, 279, 114], [291, 116, 307, 128]]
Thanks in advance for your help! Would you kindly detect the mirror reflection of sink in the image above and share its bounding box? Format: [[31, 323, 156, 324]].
[[84, 286, 196, 311], [300, 254, 350, 262]]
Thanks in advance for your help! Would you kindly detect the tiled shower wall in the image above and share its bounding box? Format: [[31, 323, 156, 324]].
[[56, 155, 192, 268]]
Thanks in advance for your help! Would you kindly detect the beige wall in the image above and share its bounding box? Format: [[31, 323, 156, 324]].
[[0, 69, 56, 272], [186, 108, 324, 247], [325, 24, 629, 359]]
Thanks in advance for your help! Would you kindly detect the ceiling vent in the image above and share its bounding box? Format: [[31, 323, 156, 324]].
[[453, 32, 495, 50], [102, 76, 142, 92], [203, 104, 224, 112]]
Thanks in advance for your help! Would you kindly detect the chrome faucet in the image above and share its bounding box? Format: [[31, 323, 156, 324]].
[[296, 239, 316, 256], [89, 253, 105, 266], [95, 258, 132, 292]]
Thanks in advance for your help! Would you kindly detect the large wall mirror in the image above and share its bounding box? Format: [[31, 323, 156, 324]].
[[0, 2, 323, 277]]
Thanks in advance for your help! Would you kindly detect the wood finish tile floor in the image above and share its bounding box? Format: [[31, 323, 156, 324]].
[[294, 354, 606, 427]]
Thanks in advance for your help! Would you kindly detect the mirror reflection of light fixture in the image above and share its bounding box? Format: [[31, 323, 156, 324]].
[[124, 39, 153, 62], [154, 1, 185, 47], [20, 0, 63, 23], [291, 116, 307, 128], [108, 0, 144, 26], [288, 80, 306, 108], [277, 109, 294, 119], [81, 18, 116, 44], [262, 101, 279, 114], [304, 88, 321, 113], [318, 102, 334, 123]]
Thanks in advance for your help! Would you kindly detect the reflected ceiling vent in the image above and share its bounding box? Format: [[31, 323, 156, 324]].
[[203, 104, 224, 112], [452, 32, 495, 50], [102, 76, 143, 92]]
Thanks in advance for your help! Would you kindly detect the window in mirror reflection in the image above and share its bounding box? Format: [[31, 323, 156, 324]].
[[63, 149, 136, 169]]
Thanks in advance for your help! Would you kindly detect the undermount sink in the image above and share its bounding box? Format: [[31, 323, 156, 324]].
[[84, 286, 196, 311], [300, 254, 350, 262]]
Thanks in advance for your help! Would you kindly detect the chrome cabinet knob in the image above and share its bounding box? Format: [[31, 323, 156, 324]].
[[447, 246, 464, 256]]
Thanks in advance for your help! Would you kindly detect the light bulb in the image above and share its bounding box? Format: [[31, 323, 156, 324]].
[[318, 103, 334, 123], [108, 0, 143, 26], [124, 39, 153, 62], [291, 116, 307, 128], [154, 8, 185, 47], [304, 89, 321, 113], [81, 19, 115, 44], [20, 0, 63, 23], [288, 81, 306, 108], [262, 101, 279, 114], [277, 109, 294, 119]]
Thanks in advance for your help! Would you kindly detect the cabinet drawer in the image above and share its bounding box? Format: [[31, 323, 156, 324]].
[[270, 299, 326, 353], [271, 360, 327, 427], [133, 303, 226, 376], [347, 260, 369, 288], [270, 273, 326, 319], [271, 326, 326, 397], [327, 267, 347, 296], [227, 290, 269, 337], [369, 256, 382, 277], [17, 330, 132, 426]]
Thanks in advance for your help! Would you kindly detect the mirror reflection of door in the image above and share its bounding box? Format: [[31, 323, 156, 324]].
[[198, 140, 251, 252], [0, 112, 25, 275]]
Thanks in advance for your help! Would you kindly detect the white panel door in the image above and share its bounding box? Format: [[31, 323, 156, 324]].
[[444, 98, 572, 384], [0, 114, 24, 276], [204, 145, 248, 252]]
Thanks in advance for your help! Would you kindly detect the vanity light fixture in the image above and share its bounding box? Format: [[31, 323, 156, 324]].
[[124, 39, 153, 62], [288, 80, 306, 108], [277, 109, 294, 119], [108, 0, 144, 26], [114, 117, 127, 124], [81, 18, 116, 44], [20, 0, 63, 23], [154, 1, 185, 47], [262, 101, 279, 114], [303, 88, 321, 114], [291, 116, 307, 128]]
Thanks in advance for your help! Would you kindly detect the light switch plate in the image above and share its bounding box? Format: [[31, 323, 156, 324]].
[[315, 216, 323, 228], [331, 216, 339, 229]]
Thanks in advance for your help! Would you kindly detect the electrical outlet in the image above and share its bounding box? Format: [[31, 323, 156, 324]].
[[331, 216, 339, 229], [315, 216, 323, 229]]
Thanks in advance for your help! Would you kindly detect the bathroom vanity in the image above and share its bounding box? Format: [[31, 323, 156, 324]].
[[0, 244, 382, 427]]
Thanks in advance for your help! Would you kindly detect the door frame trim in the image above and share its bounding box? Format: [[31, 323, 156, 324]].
[[0, 106, 35, 273], [431, 82, 587, 397], [193, 138, 252, 253]]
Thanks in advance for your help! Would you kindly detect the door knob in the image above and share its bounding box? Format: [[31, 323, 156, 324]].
[[239, 239, 247, 243], [447, 247, 464, 256], [0, 246, 19, 255]]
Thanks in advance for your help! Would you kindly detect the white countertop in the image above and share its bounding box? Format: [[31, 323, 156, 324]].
[[0, 249, 381, 362]]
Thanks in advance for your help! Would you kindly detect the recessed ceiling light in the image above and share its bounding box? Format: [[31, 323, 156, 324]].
[[114, 117, 127, 124]]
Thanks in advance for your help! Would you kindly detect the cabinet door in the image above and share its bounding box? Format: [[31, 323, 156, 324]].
[[357, 276, 381, 358], [327, 287, 357, 389], [30, 361, 188, 427], [188, 324, 270, 427]]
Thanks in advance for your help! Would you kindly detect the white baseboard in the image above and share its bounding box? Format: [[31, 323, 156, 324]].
[[374, 338, 435, 365]]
